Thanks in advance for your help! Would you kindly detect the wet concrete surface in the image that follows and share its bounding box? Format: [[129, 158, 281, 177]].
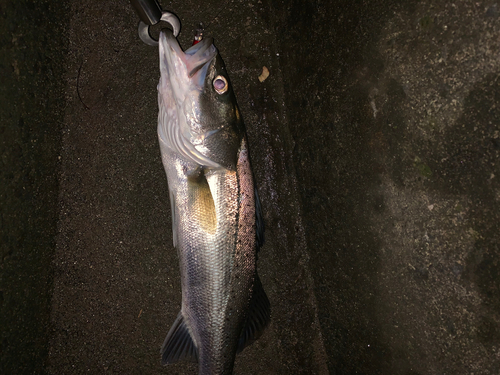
[[1, 0, 500, 374]]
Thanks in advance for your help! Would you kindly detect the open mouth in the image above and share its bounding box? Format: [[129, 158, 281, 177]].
[[160, 29, 217, 83]]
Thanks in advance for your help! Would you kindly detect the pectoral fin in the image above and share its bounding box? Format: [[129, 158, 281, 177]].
[[237, 274, 271, 353], [169, 189, 178, 248], [187, 170, 217, 234], [161, 313, 198, 365]]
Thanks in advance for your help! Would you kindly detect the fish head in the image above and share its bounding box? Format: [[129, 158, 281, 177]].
[[158, 29, 243, 170]]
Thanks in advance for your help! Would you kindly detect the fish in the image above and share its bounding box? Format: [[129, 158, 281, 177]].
[[157, 28, 270, 375]]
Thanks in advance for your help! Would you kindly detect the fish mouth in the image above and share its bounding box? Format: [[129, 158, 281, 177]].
[[159, 29, 217, 86], [158, 29, 223, 170]]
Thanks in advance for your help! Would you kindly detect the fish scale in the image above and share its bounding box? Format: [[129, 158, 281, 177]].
[[157, 28, 270, 374]]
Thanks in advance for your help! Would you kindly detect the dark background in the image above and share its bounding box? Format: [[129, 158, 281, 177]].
[[1, 0, 499, 374]]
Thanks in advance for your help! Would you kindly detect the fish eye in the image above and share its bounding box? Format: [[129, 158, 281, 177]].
[[213, 75, 228, 94]]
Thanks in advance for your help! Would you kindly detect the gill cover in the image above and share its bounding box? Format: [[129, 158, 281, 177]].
[[157, 29, 222, 168]]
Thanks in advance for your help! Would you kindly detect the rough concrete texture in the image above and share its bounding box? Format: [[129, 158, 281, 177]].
[[0, 1, 67, 373], [47, 1, 326, 374], [272, 0, 500, 373], [1, 0, 499, 374]]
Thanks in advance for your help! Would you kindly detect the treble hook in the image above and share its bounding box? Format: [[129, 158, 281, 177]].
[[130, 0, 180, 46]]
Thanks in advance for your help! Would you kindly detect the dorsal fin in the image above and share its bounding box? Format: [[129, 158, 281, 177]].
[[255, 187, 265, 249], [237, 274, 271, 353], [161, 313, 198, 364]]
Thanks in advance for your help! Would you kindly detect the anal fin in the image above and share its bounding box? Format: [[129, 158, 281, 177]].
[[161, 312, 198, 365], [237, 274, 271, 353]]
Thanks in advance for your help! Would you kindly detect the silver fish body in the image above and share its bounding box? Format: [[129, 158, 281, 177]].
[[157, 29, 269, 375]]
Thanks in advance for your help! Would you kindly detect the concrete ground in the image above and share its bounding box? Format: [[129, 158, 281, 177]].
[[1, 0, 499, 374]]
